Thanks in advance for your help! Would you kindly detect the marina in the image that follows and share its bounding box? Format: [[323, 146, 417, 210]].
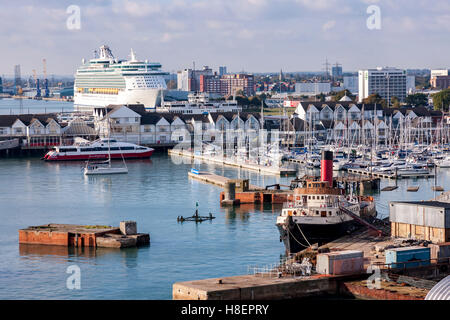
[[1, 0, 450, 308], [1, 152, 450, 299], [169, 148, 297, 176]]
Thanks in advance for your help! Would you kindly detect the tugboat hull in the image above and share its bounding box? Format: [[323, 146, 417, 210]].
[[278, 219, 359, 255]]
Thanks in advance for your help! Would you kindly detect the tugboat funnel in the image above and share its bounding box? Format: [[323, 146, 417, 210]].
[[321, 150, 333, 187]]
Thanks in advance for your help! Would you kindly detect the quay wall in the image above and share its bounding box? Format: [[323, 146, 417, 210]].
[[173, 275, 341, 300], [19, 230, 69, 246]]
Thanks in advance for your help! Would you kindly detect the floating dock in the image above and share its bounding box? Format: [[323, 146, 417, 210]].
[[347, 168, 434, 179], [188, 169, 292, 205], [188, 171, 262, 190], [19, 221, 149, 248], [169, 149, 297, 176]]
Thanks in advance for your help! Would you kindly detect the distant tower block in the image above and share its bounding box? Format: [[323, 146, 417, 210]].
[[120, 221, 137, 235], [14, 65, 21, 95]]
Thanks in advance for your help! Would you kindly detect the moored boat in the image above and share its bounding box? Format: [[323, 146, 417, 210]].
[[276, 151, 376, 254], [43, 138, 153, 161]]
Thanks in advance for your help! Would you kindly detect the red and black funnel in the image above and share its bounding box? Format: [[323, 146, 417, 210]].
[[321, 150, 333, 187]]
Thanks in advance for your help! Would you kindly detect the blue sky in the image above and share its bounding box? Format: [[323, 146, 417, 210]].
[[0, 0, 449, 76]]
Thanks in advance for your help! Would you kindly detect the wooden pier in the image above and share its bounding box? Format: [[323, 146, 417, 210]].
[[169, 149, 297, 176]]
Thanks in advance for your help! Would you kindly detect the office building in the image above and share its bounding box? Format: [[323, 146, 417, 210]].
[[294, 82, 331, 96], [358, 67, 407, 103], [430, 69, 450, 89]]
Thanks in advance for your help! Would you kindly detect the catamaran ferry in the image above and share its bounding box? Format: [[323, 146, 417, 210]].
[[43, 138, 154, 161], [74, 45, 167, 112]]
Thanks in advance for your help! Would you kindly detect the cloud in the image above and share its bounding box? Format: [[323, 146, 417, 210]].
[[112, 0, 162, 17], [0, 0, 448, 75], [322, 20, 336, 31]]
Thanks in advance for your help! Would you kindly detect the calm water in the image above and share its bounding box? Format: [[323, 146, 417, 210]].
[[0, 153, 449, 299], [0, 98, 73, 115]]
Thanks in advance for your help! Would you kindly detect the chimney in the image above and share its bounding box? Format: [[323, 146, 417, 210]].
[[321, 150, 333, 187]]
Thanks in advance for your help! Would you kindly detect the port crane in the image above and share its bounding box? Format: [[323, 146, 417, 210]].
[[32, 69, 41, 99], [42, 58, 50, 98]]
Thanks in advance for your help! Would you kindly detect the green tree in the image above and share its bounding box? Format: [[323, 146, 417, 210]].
[[332, 89, 355, 102], [248, 96, 261, 106], [316, 93, 326, 102], [432, 89, 450, 111], [362, 93, 387, 108], [391, 96, 401, 108], [405, 93, 428, 106]]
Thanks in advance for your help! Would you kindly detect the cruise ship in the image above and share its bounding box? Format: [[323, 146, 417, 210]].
[[74, 45, 167, 112]]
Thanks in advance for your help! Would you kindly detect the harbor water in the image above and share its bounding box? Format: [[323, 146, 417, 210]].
[[0, 98, 73, 115], [1, 152, 450, 299]]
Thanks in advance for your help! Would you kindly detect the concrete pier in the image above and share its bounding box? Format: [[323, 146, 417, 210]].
[[169, 149, 297, 176], [19, 222, 150, 248], [173, 274, 353, 300]]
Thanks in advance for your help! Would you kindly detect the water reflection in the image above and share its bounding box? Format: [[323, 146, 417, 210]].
[[19, 243, 146, 269], [19, 244, 97, 259], [222, 203, 283, 223]]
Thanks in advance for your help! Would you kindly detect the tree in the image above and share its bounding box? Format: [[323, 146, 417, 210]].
[[432, 89, 450, 111], [316, 93, 326, 102], [405, 93, 428, 106], [248, 96, 262, 106], [391, 96, 401, 108], [362, 93, 387, 108], [332, 89, 355, 102]]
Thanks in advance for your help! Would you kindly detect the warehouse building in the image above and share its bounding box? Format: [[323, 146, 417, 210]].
[[389, 201, 450, 243]]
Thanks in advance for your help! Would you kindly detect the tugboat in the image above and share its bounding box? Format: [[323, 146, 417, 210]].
[[277, 150, 376, 254]]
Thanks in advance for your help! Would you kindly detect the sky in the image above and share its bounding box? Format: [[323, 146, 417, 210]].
[[0, 0, 449, 77]]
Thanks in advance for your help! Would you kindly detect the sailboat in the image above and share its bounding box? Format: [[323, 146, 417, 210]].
[[84, 114, 129, 175]]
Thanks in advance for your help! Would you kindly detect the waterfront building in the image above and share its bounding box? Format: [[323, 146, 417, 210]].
[[93, 105, 262, 145], [390, 201, 450, 243], [358, 67, 407, 103], [292, 101, 444, 144], [0, 113, 96, 148], [158, 92, 241, 114]]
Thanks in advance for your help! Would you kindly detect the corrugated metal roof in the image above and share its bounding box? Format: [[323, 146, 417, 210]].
[[425, 275, 450, 300], [391, 201, 450, 209]]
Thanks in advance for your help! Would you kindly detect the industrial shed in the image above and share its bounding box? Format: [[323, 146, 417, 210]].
[[389, 201, 450, 243]]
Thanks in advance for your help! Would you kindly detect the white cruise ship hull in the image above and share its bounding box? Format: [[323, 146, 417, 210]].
[[74, 88, 161, 112]]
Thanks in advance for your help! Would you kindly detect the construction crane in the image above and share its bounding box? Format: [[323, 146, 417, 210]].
[[42, 58, 50, 98], [32, 69, 41, 99]]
